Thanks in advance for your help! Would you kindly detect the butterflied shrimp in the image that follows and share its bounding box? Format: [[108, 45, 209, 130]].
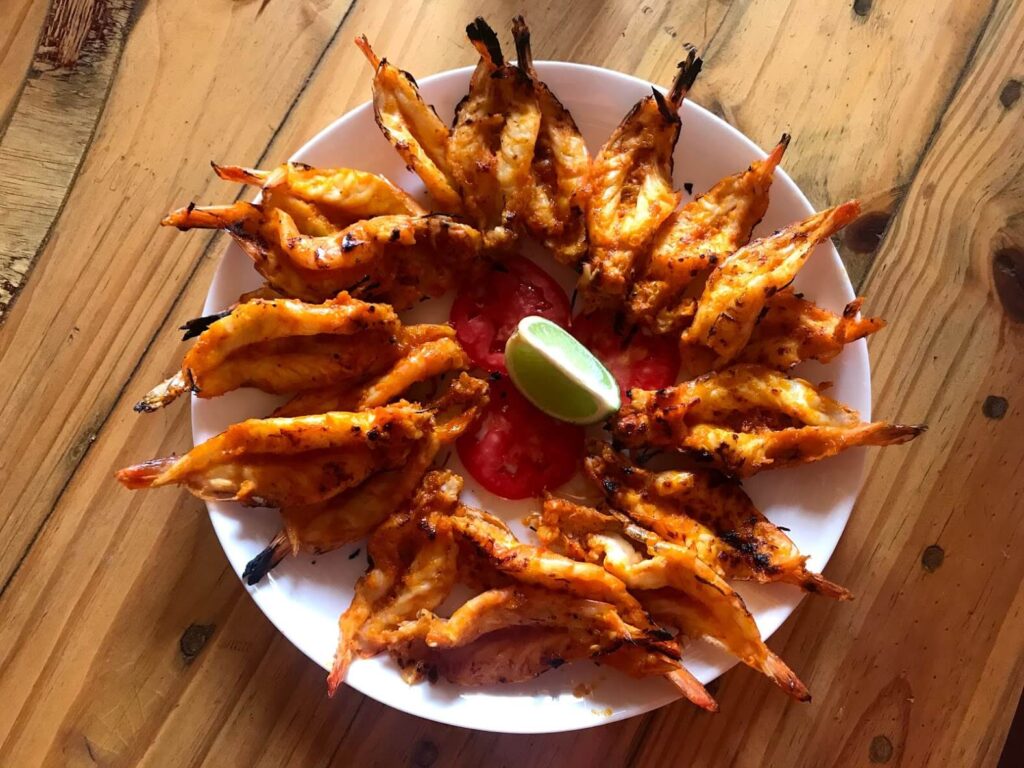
[[212, 161, 424, 226], [627, 135, 789, 333], [328, 470, 462, 695], [448, 504, 658, 631], [164, 201, 337, 300], [116, 404, 433, 507], [681, 201, 861, 368], [393, 625, 630, 687], [267, 211, 489, 307], [163, 158, 430, 301], [584, 442, 851, 598], [732, 290, 884, 373], [394, 586, 662, 651], [448, 17, 540, 230], [389, 589, 681, 690], [640, 588, 807, 700], [243, 375, 489, 583], [164, 174, 489, 304], [355, 36, 464, 213], [510, 16, 590, 265], [135, 293, 401, 413], [580, 47, 702, 310], [537, 498, 809, 699], [613, 364, 925, 476], [272, 329, 466, 418]]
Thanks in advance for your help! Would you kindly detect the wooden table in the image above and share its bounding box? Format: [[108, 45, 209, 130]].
[[2, 1, 1022, 765]]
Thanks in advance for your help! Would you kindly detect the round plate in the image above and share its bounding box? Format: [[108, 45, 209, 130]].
[[193, 61, 869, 733]]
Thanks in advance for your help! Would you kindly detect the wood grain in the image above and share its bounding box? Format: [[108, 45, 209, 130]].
[[0, 0, 49, 127], [0, 0, 1021, 766], [0, 0, 135, 320]]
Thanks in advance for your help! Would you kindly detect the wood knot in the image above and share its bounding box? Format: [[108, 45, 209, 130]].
[[180, 623, 215, 663], [1000, 78, 1021, 109], [921, 544, 944, 572], [844, 210, 890, 254], [853, 0, 873, 18], [982, 395, 1008, 419], [411, 739, 439, 767], [869, 735, 894, 763], [992, 247, 1024, 321]]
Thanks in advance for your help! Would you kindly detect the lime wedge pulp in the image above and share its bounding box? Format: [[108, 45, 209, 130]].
[[505, 316, 621, 425]]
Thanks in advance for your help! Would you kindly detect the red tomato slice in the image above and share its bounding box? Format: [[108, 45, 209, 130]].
[[457, 375, 583, 499], [450, 255, 571, 373], [571, 311, 681, 397]]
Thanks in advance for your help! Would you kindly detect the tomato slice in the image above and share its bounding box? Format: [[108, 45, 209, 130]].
[[571, 311, 681, 397], [456, 375, 583, 499], [450, 255, 571, 372]]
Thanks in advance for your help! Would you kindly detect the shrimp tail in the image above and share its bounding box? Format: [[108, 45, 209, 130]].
[[836, 298, 886, 345], [134, 371, 189, 413], [210, 163, 269, 186], [665, 668, 719, 712], [667, 44, 703, 107], [511, 16, 534, 77], [327, 635, 355, 697], [869, 422, 928, 445], [762, 651, 811, 701], [161, 201, 261, 231], [241, 530, 290, 586], [466, 17, 504, 66], [354, 34, 381, 70], [796, 569, 854, 601], [762, 133, 791, 174], [179, 310, 231, 341], [115, 456, 177, 488]]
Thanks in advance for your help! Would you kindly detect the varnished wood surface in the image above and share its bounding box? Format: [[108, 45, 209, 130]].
[[1, 1, 1022, 765]]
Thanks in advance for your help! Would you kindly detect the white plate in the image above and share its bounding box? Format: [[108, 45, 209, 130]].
[[193, 61, 869, 733]]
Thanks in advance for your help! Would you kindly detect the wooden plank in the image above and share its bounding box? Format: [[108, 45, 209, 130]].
[[0, 0, 1020, 765], [0, 0, 136, 320], [0, 0, 49, 128]]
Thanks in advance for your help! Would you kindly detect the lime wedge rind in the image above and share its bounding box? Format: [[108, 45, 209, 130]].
[[505, 316, 621, 425], [519, 317, 619, 397]]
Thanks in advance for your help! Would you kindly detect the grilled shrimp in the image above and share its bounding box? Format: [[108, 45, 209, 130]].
[[395, 585, 660, 651], [536, 498, 809, 699], [388, 585, 685, 688], [355, 36, 464, 213], [272, 328, 467, 418], [242, 374, 489, 584], [737, 290, 884, 370], [393, 624, 634, 688], [448, 503, 657, 631], [681, 201, 861, 368], [584, 443, 851, 598], [580, 46, 702, 310], [511, 17, 590, 265], [613, 364, 925, 476], [447, 17, 541, 231], [627, 135, 789, 333], [135, 293, 402, 412], [267, 211, 489, 307], [164, 193, 489, 306], [329, 470, 462, 694], [212, 161, 424, 227], [116, 404, 433, 507]]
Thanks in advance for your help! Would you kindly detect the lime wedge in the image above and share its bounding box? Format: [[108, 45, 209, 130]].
[[505, 316, 621, 424]]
